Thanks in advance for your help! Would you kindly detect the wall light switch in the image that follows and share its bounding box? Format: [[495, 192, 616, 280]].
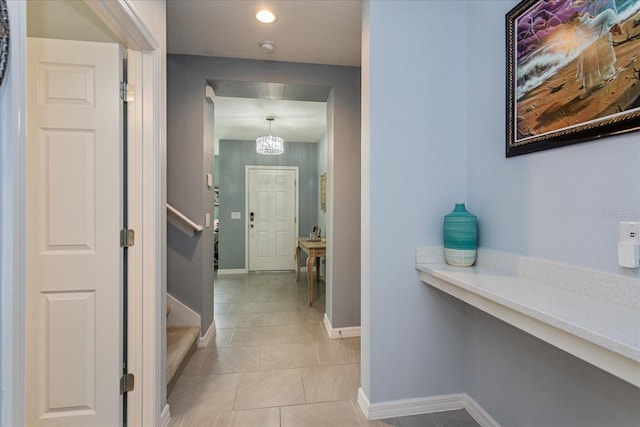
[[205, 213, 211, 227], [207, 174, 213, 188], [231, 212, 241, 220]]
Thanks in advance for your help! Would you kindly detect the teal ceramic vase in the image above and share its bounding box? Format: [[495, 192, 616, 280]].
[[443, 203, 477, 266]]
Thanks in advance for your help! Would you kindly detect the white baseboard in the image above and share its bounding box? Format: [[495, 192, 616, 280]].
[[160, 404, 171, 427], [198, 320, 216, 348], [217, 268, 248, 275], [323, 313, 361, 339], [357, 388, 500, 427], [166, 293, 200, 328], [358, 388, 465, 420], [356, 388, 371, 418], [464, 394, 501, 427]]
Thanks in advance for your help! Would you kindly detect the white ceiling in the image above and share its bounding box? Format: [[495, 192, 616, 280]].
[[166, 0, 362, 67], [167, 0, 362, 147], [214, 97, 327, 144]]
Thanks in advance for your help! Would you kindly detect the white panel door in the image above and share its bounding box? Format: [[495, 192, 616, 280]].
[[26, 38, 123, 427], [248, 168, 297, 271]]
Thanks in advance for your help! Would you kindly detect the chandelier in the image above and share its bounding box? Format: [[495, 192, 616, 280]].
[[256, 117, 284, 155]]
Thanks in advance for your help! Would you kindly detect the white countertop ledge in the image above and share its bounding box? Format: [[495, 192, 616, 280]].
[[416, 247, 640, 388]]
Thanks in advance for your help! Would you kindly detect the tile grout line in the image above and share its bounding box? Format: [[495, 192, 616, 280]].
[[311, 339, 322, 367], [230, 371, 242, 413], [350, 399, 366, 427], [260, 344, 264, 372], [228, 327, 237, 348], [297, 368, 309, 404]]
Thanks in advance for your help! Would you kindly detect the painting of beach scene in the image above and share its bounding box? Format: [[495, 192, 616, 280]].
[[506, 0, 640, 156]]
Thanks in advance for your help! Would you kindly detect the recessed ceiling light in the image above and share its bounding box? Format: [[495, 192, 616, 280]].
[[256, 9, 276, 24]]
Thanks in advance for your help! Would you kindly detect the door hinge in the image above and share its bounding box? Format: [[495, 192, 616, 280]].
[[120, 229, 135, 248], [120, 373, 134, 394], [120, 82, 135, 103]]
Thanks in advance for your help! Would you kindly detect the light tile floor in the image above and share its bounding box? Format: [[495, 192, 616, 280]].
[[169, 272, 479, 427]]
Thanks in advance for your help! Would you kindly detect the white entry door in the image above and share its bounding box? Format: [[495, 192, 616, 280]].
[[248, 167, 298, 271], [26, 38, 123, 426]]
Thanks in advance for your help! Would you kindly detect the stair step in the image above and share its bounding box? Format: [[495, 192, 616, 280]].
[[166, 326, 199, 396]]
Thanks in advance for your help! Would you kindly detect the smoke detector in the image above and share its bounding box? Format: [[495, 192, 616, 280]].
[[259, 40, 276, 55]]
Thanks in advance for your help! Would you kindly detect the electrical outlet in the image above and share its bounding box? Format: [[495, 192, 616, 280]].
[[620, 222, 640, 243]]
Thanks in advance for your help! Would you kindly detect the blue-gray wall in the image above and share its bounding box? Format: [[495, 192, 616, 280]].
[[166, 92, 215, 334], [364, 1, 640, 425], [363, 0, 469, 402], [218, 140, 318, 270], [464, 1, 640, 425], [466, 308, 640, 426]]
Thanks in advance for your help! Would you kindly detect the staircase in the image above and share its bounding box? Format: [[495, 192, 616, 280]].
[[166, 301, 199, 396]]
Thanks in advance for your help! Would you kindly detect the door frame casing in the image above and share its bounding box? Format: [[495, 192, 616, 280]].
[[86, 2, 167, 425], [0, 2, 27, 426], [245, 165, 299, 272], [0, 1, 166, 426]]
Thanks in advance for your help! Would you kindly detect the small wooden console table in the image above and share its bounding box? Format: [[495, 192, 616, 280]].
[[295, 237, 326, 306]]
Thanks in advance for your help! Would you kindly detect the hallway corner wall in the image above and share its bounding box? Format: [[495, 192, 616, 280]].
[[362, 0, 469, 403], [166, 62, 214, 334]]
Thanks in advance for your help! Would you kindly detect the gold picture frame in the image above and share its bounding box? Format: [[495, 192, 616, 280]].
[[506, 0, 640, 156], [320, 173, 327, 212], [0, 0, 9, 88]]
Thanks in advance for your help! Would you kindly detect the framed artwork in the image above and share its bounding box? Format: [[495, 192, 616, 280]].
[[320, 173, 326, 212], [506, 0, 640, 157], [0, 0, 9, 88]]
